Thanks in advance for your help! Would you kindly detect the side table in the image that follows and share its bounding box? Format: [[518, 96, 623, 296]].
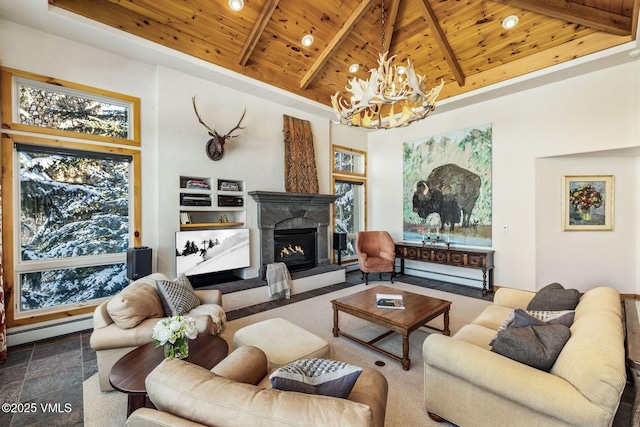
[[109, 334, 228, 417], [625, 299, 640, 427]]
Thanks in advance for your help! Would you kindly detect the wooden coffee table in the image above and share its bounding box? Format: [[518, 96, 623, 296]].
[[109, 334, 228, 416], [331, 285, 451, 370]]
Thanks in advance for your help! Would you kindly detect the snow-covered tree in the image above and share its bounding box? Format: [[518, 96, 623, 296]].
[[19, 149, 130, 311]]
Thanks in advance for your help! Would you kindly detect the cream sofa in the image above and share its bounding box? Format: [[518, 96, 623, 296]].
[[423, 286, 626, 427], [126, 346, 389, 427], [90, 273, 225, 391]]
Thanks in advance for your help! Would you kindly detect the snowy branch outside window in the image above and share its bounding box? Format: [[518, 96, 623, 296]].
[[17, 146, 131, 312]]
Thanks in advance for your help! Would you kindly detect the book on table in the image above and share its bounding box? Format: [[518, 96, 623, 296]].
[[376, 293, 405, 309]]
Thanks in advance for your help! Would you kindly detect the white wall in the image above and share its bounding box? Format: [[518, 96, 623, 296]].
[[368, 61, 640, 293], [155, 66, 333, 278], [535, 156, 636, 293]]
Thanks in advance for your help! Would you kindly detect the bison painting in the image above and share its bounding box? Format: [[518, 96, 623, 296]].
[[412, 163, 481, 231]]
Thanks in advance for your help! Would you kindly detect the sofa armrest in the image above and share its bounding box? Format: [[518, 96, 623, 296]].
[[493, 287, 536, 309], [211, 346, 267, 385], [194, 289, 222, 305], [423, 334, 601, 426], [92, 301, 113, 329], [349, 367, 388, 427], [127, 408, 204, 427], [90, 317, 158, 351]]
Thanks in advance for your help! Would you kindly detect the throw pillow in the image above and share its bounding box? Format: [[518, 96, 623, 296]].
[[527, 310, 575, 327], [490, 309, 574, 346], [269, 358, 363, 399], [156, 274, 200, 316], [491, 324, 571, 371], [106, 282, 165, 329], [527, 283, 580, 311]]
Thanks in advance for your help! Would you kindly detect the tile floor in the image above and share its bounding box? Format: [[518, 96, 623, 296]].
[[0, 270, 633, 426]]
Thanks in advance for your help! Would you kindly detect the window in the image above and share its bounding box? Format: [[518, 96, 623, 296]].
[[332, 146, 366, 263], [16, 143, 132, 314], [4, 137, 141, 323], [1, 67, 140, 145], [1, 68, 142, 327]]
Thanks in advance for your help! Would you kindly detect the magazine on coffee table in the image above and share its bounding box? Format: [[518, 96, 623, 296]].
[[376, 293, 405, 309]]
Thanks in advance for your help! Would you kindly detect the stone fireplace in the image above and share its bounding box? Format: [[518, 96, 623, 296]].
[[249, 191, 338, 278]]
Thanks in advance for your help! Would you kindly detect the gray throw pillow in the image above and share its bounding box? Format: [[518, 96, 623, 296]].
[[491, 324, 571, 371], [510, 309, 575, 329], [527, 283, 579, 311], [156, 274, 200, 316], [269, 358, 362, 399]]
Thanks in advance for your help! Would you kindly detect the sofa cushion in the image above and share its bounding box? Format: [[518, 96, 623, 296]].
[[146, 358, 376, 427], [527, 283, 579, 311], [106, 282, 164, 329], [156, 275, 200, 316], [491, 324, 571, 371], [269, 358, 362, 399]]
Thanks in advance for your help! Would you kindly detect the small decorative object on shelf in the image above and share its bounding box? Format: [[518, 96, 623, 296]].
[[186, 179, 210, 189], [219, 181, 240, 191], [180, 212, 191, 224], [218, 214, 229, 223], [376, 293, 405, 310], [152, 316, 198, 359]]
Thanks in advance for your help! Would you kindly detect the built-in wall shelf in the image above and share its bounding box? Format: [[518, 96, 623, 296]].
[[180, 221, 244, 230], [179, 175, 246, 229]]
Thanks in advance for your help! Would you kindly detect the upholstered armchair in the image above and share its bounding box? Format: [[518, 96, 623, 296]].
[[90, 273, 225, 391], [356, 231, 396, 285], [126, 346, 389, 427]]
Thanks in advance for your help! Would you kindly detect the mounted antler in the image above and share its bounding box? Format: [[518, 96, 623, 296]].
[[192, 94, 246, 161]]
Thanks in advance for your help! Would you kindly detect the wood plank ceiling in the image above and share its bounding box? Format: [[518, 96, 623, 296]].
[[49, 0, 638, 109]]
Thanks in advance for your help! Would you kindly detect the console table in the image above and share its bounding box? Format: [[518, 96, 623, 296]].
[[394, 242, 494, 296]]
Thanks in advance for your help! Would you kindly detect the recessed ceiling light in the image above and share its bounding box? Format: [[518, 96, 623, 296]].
[[228, 0, 244, 11], [502, 15, 519, 30], [349, 64, 360, 73], [301, 34, 314, 47]]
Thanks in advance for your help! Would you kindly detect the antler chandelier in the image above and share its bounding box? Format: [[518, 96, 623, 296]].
[[331, 0, 444, 130]]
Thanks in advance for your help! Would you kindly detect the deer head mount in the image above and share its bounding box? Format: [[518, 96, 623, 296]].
[[192, 94, 246, 161]]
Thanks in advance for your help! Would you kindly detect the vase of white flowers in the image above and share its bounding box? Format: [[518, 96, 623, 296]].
[[152, 316, 198, 359]]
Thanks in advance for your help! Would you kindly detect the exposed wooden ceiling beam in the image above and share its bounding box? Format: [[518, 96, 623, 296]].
[[300, 0, 377, 90], [382, 0, 401, 53], [496, 0, 632, 36], [239, 0, 280, 66], [416, 0, 466, 86]]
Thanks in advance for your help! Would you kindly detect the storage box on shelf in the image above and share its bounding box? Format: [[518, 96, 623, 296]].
[[179, 176, 246, 229]]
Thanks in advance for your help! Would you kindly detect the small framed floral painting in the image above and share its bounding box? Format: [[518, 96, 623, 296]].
[[562, 175, 614, 231]]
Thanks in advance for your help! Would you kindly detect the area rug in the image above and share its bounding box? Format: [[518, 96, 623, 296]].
[[83, 281, 491, 426]]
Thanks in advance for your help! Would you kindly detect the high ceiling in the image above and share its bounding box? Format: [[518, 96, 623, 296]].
[[49, 0, 638, 109]]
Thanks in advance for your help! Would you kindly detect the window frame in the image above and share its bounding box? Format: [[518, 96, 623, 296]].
[[2, 135, 142, 327], [331, 145, 367, 264], [332, 144, 366, 178], [1, 67, 141, 146]]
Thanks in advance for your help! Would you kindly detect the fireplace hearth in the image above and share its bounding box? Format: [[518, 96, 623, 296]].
[[249, 191, 338, 278]]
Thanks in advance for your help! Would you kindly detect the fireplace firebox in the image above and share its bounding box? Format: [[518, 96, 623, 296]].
[[274, 228, 317, 272]]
